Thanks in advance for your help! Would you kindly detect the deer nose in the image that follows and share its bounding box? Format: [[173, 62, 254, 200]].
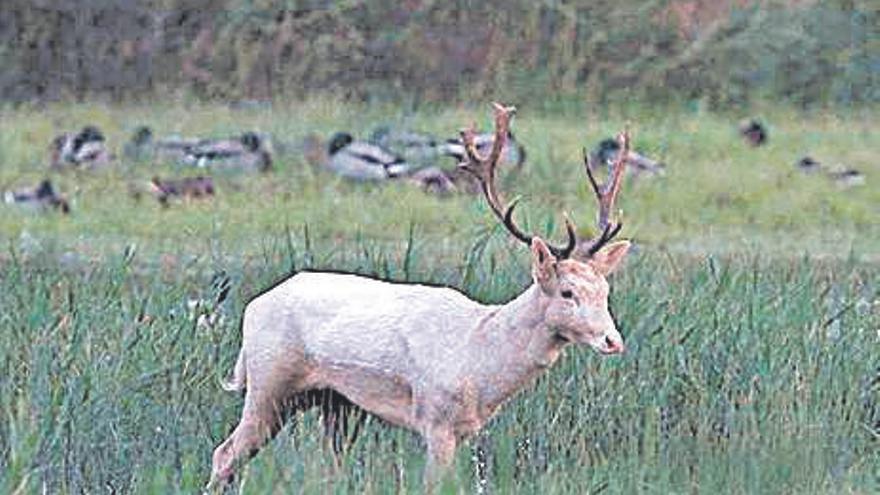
[[604, 335, 625, 354]]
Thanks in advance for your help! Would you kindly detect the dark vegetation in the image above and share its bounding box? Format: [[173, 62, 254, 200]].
[[0, 0, 876, 108]]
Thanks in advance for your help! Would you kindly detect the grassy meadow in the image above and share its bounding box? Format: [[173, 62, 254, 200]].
[[0, 100, 877, 494]]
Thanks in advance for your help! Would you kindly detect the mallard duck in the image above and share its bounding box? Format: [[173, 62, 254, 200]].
[[739, 119, 767, 147], [49, 125, 113, 170], [72, 126, 112, 166], [124, 126, 156, 161], [588, 138, 665, 177], [369, 126, 443, 164], [4, 179, 70, 213], [149, 175, 215, 207], [325, 132, 413, 181], [183, 132, 273, 172], [827, 168, 865, 188], [438, 130, 526, 169], [303, 132, 459, 196], [794, 155, 865, 187], [370, 127, 527, 194], [125, 126, 206, 164], [126, 127, 274, 172]]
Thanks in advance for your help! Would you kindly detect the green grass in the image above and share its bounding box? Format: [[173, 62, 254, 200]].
[[0, 236, 876, 494], [0, 99, 877, 261], [0, 100, 877, 493]]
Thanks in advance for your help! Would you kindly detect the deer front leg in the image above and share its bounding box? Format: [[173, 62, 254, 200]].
[[423, 426, 457, 492]]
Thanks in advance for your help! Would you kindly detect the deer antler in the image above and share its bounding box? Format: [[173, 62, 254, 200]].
[[460, 102, 576, 259], [578, 129, 629, 258]]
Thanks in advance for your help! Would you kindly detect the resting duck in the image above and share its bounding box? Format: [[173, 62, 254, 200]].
[[369, 126, 444, 164], [125, 127, 273, 172], [794, 156, 865, 187], [49, 126, 113, 170], [124, 126, 155, 161], [370, 124, 527, 170], [324, 132, 413, 181], [149, 175, 215, 207], [4, 179, 70, 213], [827, 168, 865, 188], [588, 138, 665, 177], [124, 126, 200, 163], [739, 119, 767, 147], [182, 132, 273, 172], [438, 130, 526, 169], [300, 133, 467, 196]]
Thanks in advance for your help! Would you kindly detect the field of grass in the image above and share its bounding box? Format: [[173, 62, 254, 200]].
[[0, 100, 877, 494], [0, 99, 877, 260]]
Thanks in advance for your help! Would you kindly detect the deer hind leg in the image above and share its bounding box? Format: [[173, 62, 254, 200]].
[[208, 386, 297, 490]]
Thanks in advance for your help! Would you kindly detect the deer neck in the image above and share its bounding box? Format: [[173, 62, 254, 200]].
[[467, 284, 566, 415]]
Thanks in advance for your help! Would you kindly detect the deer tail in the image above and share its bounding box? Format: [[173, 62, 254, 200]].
[[221, 348, 246, 392]]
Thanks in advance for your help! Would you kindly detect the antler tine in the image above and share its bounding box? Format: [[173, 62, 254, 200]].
[[581, 128, 630, 257], [582, 147, 602, 198], [460, 102, 513, 177], [486, 102, 511, 166], [461, 103, 576, 258], [459, 103, 515, 225]]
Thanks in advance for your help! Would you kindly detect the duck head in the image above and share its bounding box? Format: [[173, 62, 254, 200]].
[[73, 126, 105, 151], [35, 179, 56, 199], [596, 138, 620, 165], [240, 132, 262, 152], [132, 126, 153, 146], [327, 132, 354, 155]]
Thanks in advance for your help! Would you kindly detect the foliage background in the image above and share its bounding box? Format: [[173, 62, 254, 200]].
[[1, 0, 877, 108]]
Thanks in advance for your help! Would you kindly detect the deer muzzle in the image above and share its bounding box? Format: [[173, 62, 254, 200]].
[[599, 334, 626, 354], [584, 313, 625, 355]]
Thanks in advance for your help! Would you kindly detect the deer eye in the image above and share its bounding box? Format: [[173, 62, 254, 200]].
[[560, 289, 574, 299]]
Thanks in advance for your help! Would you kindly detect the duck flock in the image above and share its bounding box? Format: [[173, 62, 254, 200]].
[[2, 115, 865, 215]]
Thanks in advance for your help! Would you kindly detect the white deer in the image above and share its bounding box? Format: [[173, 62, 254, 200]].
[[208, 103, 633, 491]]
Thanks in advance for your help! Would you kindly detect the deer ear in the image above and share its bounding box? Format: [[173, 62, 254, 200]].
[[590, 240, 631, 276], [531, 237, 558, 292]]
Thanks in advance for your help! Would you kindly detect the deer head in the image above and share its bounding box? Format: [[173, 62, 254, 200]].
[[460, 103, 631, 354]]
